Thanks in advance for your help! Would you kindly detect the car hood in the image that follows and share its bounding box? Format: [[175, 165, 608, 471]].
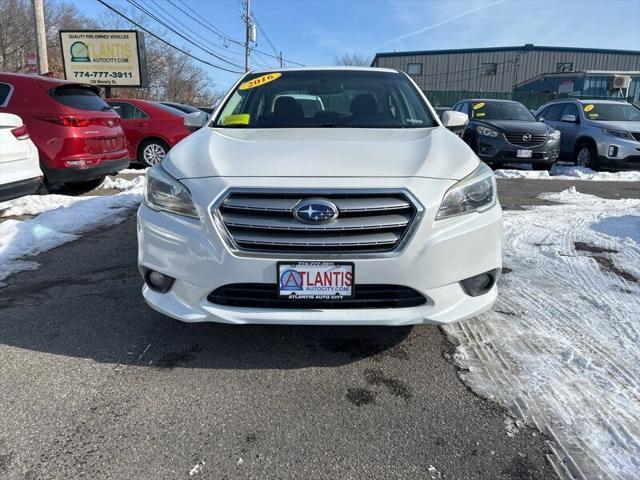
[[162, 127, 479, 181], [589, 120, 640, 132], [478, 120, 550, 134]]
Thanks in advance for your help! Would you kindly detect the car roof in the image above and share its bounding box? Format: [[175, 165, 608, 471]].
[[0, 72, 94, 89], [247, 66, 399, 75], [456, 98, 522, 104]]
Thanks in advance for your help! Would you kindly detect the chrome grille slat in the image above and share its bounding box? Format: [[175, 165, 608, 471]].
[[223, 212, 411, 231], [504, 133, 547, 147], [232, 231, 400, 247], [215, 190, 420, 254]]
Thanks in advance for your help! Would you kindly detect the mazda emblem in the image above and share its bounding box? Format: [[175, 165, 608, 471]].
[[522, 133, 532, 141]]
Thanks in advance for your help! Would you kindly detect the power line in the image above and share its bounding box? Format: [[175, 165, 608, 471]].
[[251, 14, 278, 59], [95, 0, 244, 74], [173, 0, 304, 67], [125, 0, 245, 70]]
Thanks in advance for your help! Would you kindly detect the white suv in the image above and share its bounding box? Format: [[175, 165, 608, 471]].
[[137, 67, 502, 326], [0, 112, 42, 202]]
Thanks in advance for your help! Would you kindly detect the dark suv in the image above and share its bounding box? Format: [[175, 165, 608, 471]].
[[453, 99, 561, 170]]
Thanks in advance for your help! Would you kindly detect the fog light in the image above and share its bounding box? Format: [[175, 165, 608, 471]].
[[460, 269, 498, 297], [608, 145, 618, 157], [144, 269, 174, 293]]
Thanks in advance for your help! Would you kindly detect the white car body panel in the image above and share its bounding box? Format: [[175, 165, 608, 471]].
[[0, 113, 42, 187], [163, 127, 478, 181], [138, 67, 502, 326]]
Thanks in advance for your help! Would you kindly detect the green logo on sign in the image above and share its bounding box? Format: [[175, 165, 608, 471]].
[[70, 41, 90, 62]]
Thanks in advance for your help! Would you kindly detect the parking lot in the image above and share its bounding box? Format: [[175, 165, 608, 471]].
[[0, 176, 637, 479]]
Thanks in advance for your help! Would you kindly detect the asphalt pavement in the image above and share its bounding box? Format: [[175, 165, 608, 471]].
[[0, 178, 637, 479]]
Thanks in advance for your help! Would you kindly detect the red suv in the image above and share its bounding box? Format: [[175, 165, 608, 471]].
[[0, 73, 129, 188], [106, 98, 193, 166]]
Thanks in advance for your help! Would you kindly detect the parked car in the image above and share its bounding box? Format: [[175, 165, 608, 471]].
[[106, 98, 193, 166], [137, 67, 502, 326], [535, 99, 640, 170], [158, 101, 203, 115], [451, 99, 561, 170], [0, 112, 42, 202], [0, 73, 129, 189]]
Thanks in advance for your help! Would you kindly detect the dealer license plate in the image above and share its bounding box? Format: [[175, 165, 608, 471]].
[[517, 149, 533, 158], [278, 262, 354, 300]]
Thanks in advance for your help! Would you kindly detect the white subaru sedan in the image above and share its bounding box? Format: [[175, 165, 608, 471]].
[[137, 67, 502, 325]]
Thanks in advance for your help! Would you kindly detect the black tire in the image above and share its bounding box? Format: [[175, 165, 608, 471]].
[[532, 161, 553, 171], [574, 141, 599, 170], [138, 139, 169, 167]]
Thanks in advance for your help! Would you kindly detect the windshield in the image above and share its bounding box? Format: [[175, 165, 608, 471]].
[[214, 70, 435, 128], [471, 101, 535, 121], [581, 103, 640, 121]]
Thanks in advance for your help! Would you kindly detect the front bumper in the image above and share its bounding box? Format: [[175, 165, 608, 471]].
[[476, 135, 560, 164], [137, 176, 502, 326], [596, 138, 640, 171]]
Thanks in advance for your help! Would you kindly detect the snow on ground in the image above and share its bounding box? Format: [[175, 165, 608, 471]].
[[0, 173, 145, 284], [495, 164, 640, 182], [444, 189, 640, 480]]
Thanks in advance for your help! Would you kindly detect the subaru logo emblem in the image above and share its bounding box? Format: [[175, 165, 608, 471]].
[[522, 133, 532, 141], [293, 198, 339, 224]]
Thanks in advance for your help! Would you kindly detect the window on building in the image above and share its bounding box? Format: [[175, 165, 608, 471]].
[[407, 63, 422, 75], [481, 63, 497, 76], [556, 62, 574, 73]]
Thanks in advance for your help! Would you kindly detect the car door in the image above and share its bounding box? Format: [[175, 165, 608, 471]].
[[108, 101, 150, 156], [557, 103, 581, 154]]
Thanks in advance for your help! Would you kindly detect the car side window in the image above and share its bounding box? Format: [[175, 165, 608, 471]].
[[459, 102, 470, 115], [109, 102, 148, 120], [452, 103, 461, 112], [542, 104, 564, 121], [561, 103, 579, 119], [0, 82, 12, 107]]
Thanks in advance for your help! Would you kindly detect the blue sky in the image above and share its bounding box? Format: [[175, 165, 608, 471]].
[[82, 0, 640, 90]]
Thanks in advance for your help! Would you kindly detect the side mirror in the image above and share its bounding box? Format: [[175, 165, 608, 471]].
[[561, 114, 577, 123], [184, 111, 209, 131], [537, 116, 545, 122], [442, 110, 469, 129]]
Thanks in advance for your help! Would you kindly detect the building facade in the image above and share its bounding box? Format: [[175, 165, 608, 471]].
[[371, 45, 640, 94]]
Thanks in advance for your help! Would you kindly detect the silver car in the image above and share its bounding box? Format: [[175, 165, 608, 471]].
[[535, 99, 640, 170]]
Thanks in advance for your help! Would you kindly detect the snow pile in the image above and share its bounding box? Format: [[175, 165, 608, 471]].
[[0, 178, 144, 283], [495, 164, 640, 181], [97, 174, 146, 192], [444, 189, 640, 479]]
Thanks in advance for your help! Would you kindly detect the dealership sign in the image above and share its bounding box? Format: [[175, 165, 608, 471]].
[[59, 30, 149, 87]]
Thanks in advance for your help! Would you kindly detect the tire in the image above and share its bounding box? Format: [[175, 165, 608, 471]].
[[138, 139, 169, 167], [532, 161, 553, 171], [574, 141, 599, 170]]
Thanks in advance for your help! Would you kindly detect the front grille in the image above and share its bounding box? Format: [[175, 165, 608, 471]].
[[208, 284, 427, 309], [631, 132, 640, 142], [504, 133, 547, 147], [215, 190, 420, 254]]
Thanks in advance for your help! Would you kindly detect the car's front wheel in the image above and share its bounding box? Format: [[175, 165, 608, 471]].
[[574, 142, 599, 170], [139, 139, 168, 167]]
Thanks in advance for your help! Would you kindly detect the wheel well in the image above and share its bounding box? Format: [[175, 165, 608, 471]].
[[573, 136, 596, 154]]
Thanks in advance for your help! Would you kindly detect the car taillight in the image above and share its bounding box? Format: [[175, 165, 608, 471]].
[[37, 116, 120, 127], [11, 125, 29, 140]]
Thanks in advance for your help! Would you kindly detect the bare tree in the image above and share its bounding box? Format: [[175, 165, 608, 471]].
[[334, 52, 371, 67]]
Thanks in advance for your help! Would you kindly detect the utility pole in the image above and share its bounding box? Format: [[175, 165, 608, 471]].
[[279, 51, 283, 68], [32, 0, 48, 74], [244, 0, 251, 72]]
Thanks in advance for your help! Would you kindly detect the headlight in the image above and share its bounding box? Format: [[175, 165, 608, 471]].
[[601, 128, 633, 140], [436, 163, 496, 220], [549, 129, 561, 140], [144, 166, 199, 219], [475, 125, 499, 137]]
